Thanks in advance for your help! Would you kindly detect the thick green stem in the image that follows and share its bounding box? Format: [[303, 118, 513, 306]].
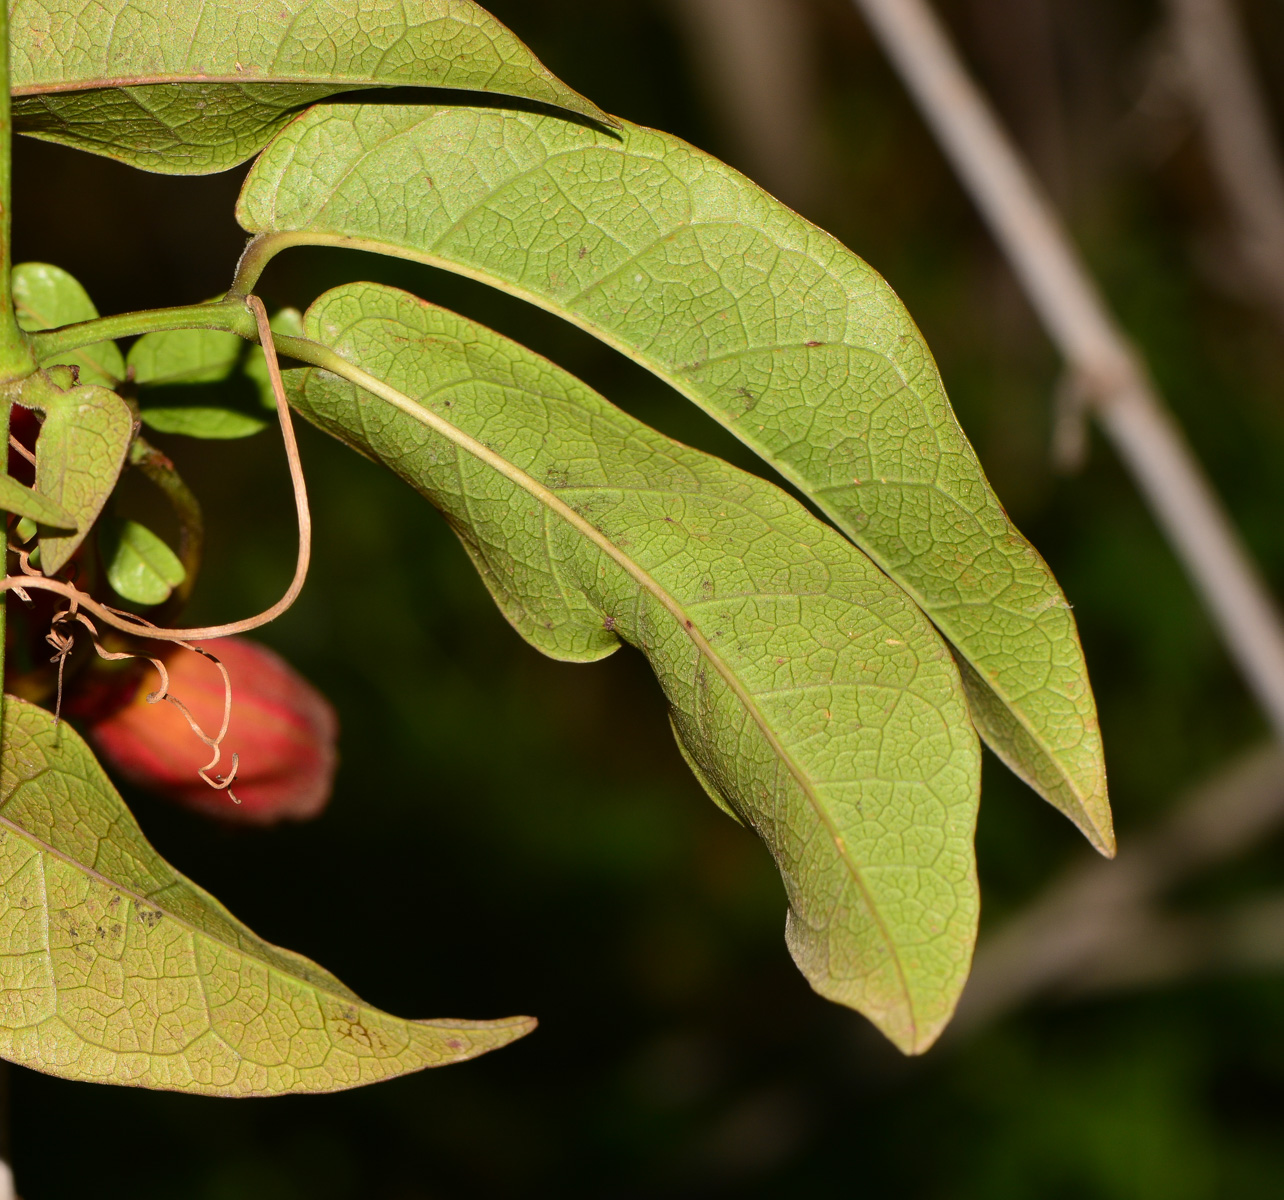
[[31, 299, 254, 360], [0, 6, 35, 381], [229, 232, 317, 297]]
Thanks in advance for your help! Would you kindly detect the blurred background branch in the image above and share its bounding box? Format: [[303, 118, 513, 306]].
[[1167, 0, 1284, 333], [957, 744, 1284, 1031], [665, 0, 821, 213], [846, 0, 1284, 745]]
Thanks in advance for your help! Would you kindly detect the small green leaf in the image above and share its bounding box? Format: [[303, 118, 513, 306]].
[[127, 326, 243, 387], [240, 102, 1112, 854], [286, 282, 981, 1053], [12, 262, 124, 386], [0, 695, 533, 1093], [139, 407, 267, 440], [0, 472, 77, 529], [23, 371, 134, 576], [128, 311, 301, 415], [98, 517, 186, 606], [10, 0, 611, 174]]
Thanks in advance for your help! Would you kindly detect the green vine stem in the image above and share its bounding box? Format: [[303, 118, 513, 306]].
[[30, 298, 255, 361]]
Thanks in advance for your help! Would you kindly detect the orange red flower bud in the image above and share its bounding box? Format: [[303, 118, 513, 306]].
[[86, 636, 338, 824]]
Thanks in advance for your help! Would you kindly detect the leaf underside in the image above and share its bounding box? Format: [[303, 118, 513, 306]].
[[27, 376, 133, 576], [10, 0, 611, 173], [286, 281, 981, 1053], [0, 696, 532, 1095], [239, 102, 1111, 854]]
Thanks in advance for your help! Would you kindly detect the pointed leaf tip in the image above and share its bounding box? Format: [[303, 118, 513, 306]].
[[283, 281, 982, 1052], [237, 100, 1110, 853], [0, 697, 532, 1094]]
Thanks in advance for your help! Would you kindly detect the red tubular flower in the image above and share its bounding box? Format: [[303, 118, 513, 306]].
[[86, 637, 338, 824]]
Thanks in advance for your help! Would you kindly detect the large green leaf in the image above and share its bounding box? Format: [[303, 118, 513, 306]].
[[0, 695, 531, 1093], [284, 282, 981, 1053], [12, 262, 124, 387], [10, 0, 611, 173], [239, 103, 1111, 855], [24, 370, 134, 576]]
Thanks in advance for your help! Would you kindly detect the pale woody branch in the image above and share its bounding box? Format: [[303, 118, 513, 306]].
[[1168, 0, 1284, 333], [849, 0, 1284, 745]]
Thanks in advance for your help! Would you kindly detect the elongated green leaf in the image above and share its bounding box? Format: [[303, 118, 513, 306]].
[[13, 262, 124, 387], [0, 472, 77, 529], [24, 371, 134, 575], [140, 407, 267, 439], [0, 695, 532, 1093], [10, 0, 611, 173], [286, 282, 981, 1053], [240, 103, 1111, 854], [99, 516, 185, 604]]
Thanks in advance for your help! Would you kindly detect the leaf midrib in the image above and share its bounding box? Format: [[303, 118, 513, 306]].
[[304, 347, 920, 1035], [253, 226, 1083, 828]]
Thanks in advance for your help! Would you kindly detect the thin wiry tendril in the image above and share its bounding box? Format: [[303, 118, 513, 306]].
[[40, 606, 241, 803], [0, 294, 310, 646]]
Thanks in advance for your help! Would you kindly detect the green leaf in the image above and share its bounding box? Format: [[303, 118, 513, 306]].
[[240, 103, 1112, 855], [139, 407, 267, 440], [0, 472, 78, 529], [12, 262, 124, 387], [98, 516, 186, 605], [0, 695, 533, 1093], [127, 320, 284, 433], [10, 0, 612, 174], [286, 282, 981, 1053], [23, 371, 134, 576], [127, 326, 242, 387]]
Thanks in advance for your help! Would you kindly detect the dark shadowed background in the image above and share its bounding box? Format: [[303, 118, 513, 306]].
[[8, 0, 1284, 1195]]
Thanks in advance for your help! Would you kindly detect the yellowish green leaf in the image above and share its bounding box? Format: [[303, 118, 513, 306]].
[[240, 103, 1111, 854], [10, 0, 611, 173], [285, 282, 982, 1053], [0, 696, 533, 1093], [98, 516, 185, 605], [24, 371, 133, 575]]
